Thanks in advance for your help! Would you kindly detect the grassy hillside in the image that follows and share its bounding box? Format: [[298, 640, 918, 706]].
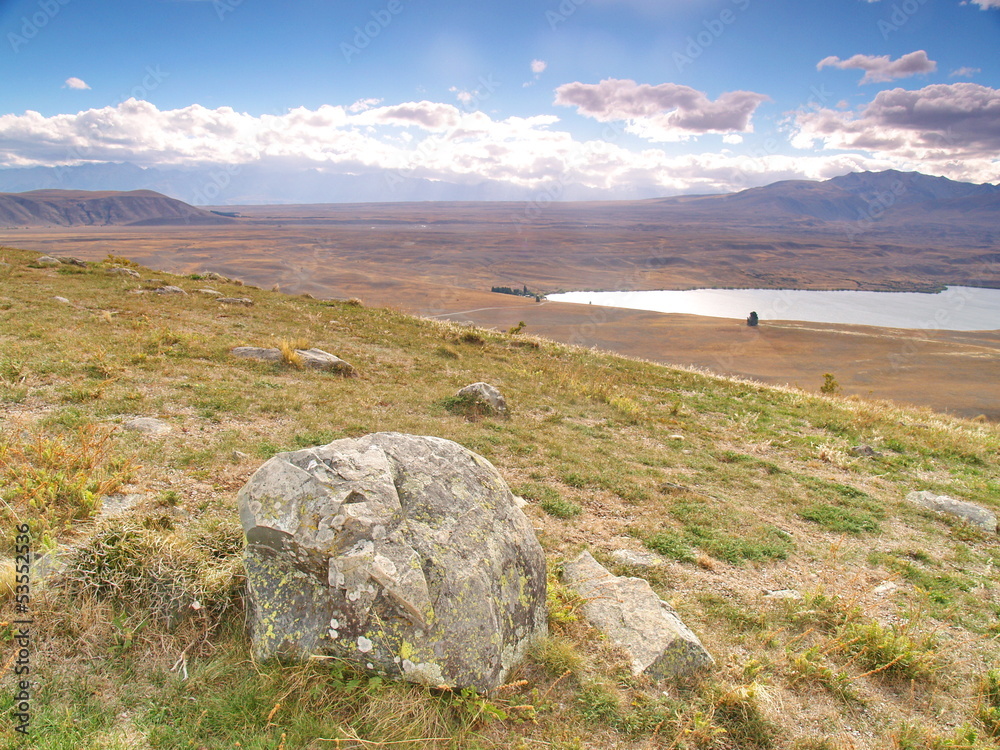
[[1, 246, 998, 750]]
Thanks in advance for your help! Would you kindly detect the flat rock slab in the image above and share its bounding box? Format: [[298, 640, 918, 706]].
[[218, 297, 253, 306], [122, 417, 172, 436], [563, 551, 714, 680], [609, 549, 666, 569], [231, 346, 357, 376], [906, 490, 996, 533], [98, 493, 145, 520], [238, 432, 548, 691], [156, 285, 188, 295]]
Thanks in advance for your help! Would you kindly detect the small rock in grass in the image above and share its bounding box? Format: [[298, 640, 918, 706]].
[[98, 493, 145, 520], [53, 296, 71, 304], [156, 285, 188, 295], [122, 417, 172, 436], [197, 288, 222, 296], [34, 255, 62, 267], [849, 445, 882, 457], [905, 490, 996, 533], [456, 382, 508, 417], [218, 297, 254, 306], [231, 346, 357, 376], [109, 267, 141, 278]]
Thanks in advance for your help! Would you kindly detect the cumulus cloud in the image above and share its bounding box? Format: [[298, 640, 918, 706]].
[[348, 97, 382, 113], [63, 77, 91, 90], [816, 50, 936, 84], [790, 82, 1000, 182], [0, 97, 973, 196], [531, 59, 547, 75], [964, 0, 1000, 8], [554, 78, 768, 141], [950, 67, 982, 78]]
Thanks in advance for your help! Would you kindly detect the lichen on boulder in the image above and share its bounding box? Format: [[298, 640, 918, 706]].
[[238, 432, 547, 691]]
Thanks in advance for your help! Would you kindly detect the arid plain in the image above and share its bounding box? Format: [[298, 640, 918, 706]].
[[5, 198, 999, 419]]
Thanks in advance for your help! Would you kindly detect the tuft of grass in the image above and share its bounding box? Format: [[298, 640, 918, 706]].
[[645, 530, 696, 563], [801, 503, 882, 534], [708, 683, 779, 750], [979, 669, 1000, 737], [277, 338, 308, 368], [530, 635, 584, 678], [540, 495, 583, 519], [59, 522, 242, 625], [787, 646, 858, 703], [0, 424, 135, 552]]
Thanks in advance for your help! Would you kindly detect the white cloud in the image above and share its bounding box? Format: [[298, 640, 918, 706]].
[[63, 77, 91, 90], [554, 78, 768, 142], [964, 0, 1000, 8], [0, 97, 967, 196], [817, 50, 936, 84], [449, 86, 475, 105], [722, 134, 743, 144], [950, 67, 982, 78], [348, 98, 383, 113], [531, 59, 547, 75], [790, 82, 1000, 183]]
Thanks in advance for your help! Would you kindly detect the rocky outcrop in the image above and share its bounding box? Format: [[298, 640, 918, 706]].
[[238, 432, 548, 691], [231, 346, 357, 376], [562, 551, 714, 679], [906, 490, 996, 533]]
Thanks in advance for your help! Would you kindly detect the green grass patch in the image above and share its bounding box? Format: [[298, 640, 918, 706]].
[[800, 503, 882, 534]]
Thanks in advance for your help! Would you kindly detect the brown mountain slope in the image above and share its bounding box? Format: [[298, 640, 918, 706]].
[[0, 189, 234, 227]]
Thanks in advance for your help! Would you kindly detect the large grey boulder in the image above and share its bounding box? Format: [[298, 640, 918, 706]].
[[238, 432, 548, 690], [906, 490, 996, 533], [562, 551, 714, 679], [231, 346, 357, 376]]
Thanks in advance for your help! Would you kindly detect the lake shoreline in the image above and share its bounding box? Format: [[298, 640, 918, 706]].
[[545, 286, 1000, 332]]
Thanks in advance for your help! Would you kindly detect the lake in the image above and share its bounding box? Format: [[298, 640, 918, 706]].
[[544, 286, 1000, 331]]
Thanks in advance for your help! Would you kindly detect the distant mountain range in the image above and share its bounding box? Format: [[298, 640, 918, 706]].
[[641, 169, 1000, 224], [0, 189, 234, 228], [0, 162, 621, 206], [0, 169, 997, 237]]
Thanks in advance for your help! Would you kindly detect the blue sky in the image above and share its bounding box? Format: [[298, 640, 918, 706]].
[[1, 0, 998, 198]]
